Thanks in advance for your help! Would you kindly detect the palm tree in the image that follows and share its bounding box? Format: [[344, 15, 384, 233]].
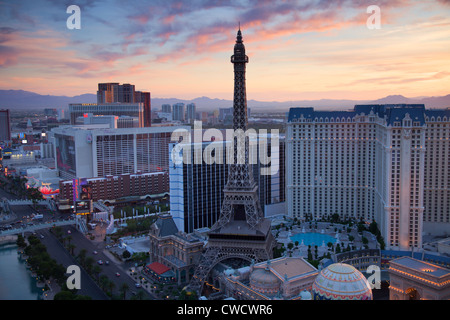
[[108, 280, 115, 296], [85, 256, 94, 274], [66, 235, 72, 246], [77, 249, 87, 267], [120, 283, 129, 300], [67, 243, 76, 256], [93, 265, 102, 281], [53, 227, 63, 241], [99, 275, 109, 291], [131, 290, 145, 300]]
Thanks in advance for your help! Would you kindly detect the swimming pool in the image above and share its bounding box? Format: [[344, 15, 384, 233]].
[[290, 232, 336, 246]]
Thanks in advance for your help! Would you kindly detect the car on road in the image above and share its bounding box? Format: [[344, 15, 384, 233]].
[[135, 283, 141, 288], [93, 250, 98, 255], [115, 272, 120, 277], [97, 260, 103, 265]]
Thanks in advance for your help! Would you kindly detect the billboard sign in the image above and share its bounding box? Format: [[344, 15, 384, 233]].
[[75, 199, 92, 215]]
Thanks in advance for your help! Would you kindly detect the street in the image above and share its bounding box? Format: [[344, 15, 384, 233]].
[[1, 186, 155, 300], [38, 227, 109, 300], [41, 224, 156, 300]]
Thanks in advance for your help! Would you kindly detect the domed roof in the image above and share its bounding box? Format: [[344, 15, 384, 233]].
[[249, 266, 281, 296], [300, 289, 312, 300], [250, 268, 281, 288], [312, 263, 372, 300]]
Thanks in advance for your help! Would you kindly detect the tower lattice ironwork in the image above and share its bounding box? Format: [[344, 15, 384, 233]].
[[187, 27, 276, 296]]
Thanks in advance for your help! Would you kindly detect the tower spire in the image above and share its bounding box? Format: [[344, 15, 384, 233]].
[[236, 24, 243, 44]]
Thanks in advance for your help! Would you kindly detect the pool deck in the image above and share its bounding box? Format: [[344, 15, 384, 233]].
[[274, 221, 379, 259]]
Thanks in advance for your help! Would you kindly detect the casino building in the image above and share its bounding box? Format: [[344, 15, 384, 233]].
[[388, 256, 450, 300], [312, 263, 373, 300], [286, 105, 450, 251], [169, 136, 285, 233], [58, 171, 169, 206], [52, 124, 189, 180], [220, 256, 318, 300]]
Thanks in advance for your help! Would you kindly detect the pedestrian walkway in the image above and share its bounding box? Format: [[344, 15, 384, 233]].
[[41, 279, 60, 300]]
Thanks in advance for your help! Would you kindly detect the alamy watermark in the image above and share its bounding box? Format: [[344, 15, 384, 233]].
[[367, 264, 381, 289], [66, 265, 81, 290], [367, 5, 381, 30], [66, 5, 380, 31], [170, 121, 279, 176], [66, 5, 81, 30]]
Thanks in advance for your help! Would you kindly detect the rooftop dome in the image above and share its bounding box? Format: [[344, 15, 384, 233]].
[[312, 263, 373, 300], [300, 289, 312, 300], [249, 266, 281, 296]]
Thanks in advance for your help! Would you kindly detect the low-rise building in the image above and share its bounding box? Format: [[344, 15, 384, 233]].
[[388, 256, 450, 300], [58, 172, 169, 205], [221, 256, 318, 300], [148, 214, 204, 285]]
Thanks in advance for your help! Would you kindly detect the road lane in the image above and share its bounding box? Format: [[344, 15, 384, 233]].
[[39, 228, 109, 300], [50, 225, 155, 300]]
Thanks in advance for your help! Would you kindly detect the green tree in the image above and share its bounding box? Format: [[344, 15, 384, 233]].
[[122, 250, 131, 260], [331, 213, 340, 223], [108, 280, 116, 296], [93, 265, 102, 281], [16, 234, 26, 247], [85, 256, 94, 274], [54, 290, 76, 300], [99, 275, 109, 291], [120, 282, 130, 300], [77, 248, 87, 267], [67, 244, 76, 256]]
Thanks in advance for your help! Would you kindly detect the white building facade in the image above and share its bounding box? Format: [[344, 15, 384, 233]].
[[52, 124, 190, 180], [286, 105, 449, 251]]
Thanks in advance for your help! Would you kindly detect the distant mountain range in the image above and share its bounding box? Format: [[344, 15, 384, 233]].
[[0, 90, 449, 113]]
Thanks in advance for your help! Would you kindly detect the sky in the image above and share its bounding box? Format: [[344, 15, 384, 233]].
[[0, 0, 449, 102]]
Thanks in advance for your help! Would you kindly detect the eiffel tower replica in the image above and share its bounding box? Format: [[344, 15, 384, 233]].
[[188, 27, 276, 295]]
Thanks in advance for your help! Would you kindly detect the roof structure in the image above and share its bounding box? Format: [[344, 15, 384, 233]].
[[390, 256, 450, 278], [312, 263, 373, 300], [146, 262, 170, 275], [287, 104, 438, 127], [153, 214, 179, 237]]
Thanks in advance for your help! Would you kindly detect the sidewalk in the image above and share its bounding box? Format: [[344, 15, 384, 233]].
[[41, 279, 61, 300]]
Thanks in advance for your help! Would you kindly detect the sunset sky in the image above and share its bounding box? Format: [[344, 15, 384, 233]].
[[0, 0, 449, 102]]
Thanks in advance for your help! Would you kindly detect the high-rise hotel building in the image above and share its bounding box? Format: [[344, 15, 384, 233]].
[[52, 124, 190, 180], [97, 82, 151, 127], [69, 83, 151, 127], [0, 109, 11, 142], [69, 103, 145, 127], [286, 104, 449, 251], [170, 135, 285, 233]]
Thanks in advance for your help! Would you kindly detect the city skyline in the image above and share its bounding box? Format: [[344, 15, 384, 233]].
[[0, 0, 449, 103], [0, 7, 449, 302]]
